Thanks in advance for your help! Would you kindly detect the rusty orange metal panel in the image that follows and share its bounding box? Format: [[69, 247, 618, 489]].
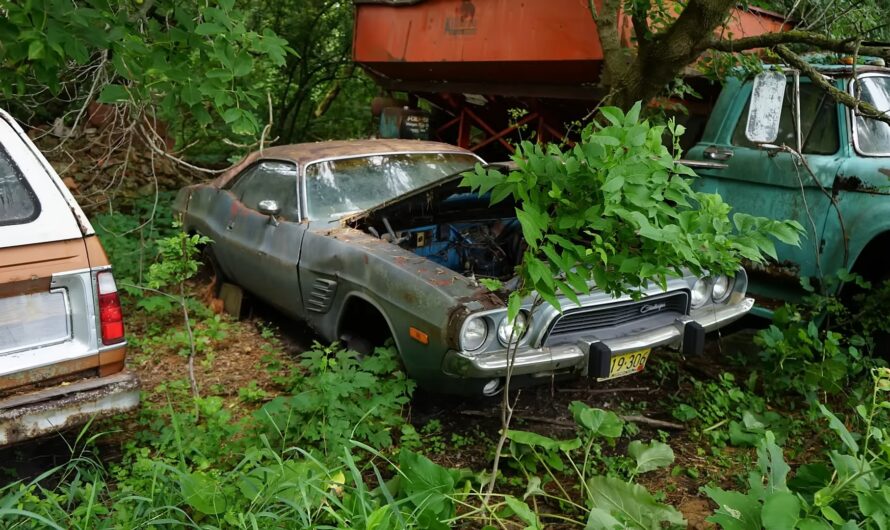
[[355, 0, 615, 64], [355, 0, 789, 89]]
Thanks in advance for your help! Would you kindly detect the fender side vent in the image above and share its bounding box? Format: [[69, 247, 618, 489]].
[[306, 278, 338, 313]]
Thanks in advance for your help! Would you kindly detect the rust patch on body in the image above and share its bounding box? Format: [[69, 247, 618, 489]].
[[746, 259, 800, 282], [0, 355, 100, 395], [834, 174, 890, 195], [834, 175, 879, 193]]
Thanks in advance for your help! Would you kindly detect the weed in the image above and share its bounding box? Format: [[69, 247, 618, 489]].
[[257, 342, 415, 456]]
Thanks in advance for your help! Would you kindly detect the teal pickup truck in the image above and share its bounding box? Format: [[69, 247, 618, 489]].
[[686, 63, 890, 310]]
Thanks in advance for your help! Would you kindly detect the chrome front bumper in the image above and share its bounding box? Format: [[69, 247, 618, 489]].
[[442, 298, 754, 379], [0, 370, 140, 446]]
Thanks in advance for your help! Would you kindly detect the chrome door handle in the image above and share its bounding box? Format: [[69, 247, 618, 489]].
[[703, 146, 734, 161]]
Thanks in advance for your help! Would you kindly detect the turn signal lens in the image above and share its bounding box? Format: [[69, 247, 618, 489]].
[[97, 271, 125, 344]]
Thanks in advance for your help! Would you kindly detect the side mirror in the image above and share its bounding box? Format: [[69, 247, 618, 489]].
[[257, 199, 281, 217], [745, 71, 786, 144]]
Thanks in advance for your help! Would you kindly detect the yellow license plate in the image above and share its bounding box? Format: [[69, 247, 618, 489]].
[[600, 349, 651, 381]]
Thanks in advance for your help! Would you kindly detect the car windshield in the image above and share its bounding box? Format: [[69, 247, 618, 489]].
[[854, 76, 890, 155], [304, 152, 478, 220]]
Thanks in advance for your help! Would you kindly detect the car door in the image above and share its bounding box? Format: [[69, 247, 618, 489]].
[[689, 79, 845, 284], [223, 160, 307, 316], [206, 165, 262, 280]]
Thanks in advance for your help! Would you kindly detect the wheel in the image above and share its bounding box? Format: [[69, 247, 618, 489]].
[[340, 333, 374, 357]]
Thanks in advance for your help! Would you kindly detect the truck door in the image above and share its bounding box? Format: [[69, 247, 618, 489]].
[[689, 79, 845, 286], [831, 73, 890, 278]]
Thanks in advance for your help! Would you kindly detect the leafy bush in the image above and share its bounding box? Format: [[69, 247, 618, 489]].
[[461, 102, 803, 314], [1, 0, 289, 143], [754, 273, 887, 396], [258, 342, 415, 456], [92, 192, 178, 284], [705, 368, 890, 529]]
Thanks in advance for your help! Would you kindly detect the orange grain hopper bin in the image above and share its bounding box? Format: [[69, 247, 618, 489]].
[[353, 0, 788, 158]]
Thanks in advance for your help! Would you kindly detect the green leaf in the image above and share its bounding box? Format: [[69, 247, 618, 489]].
[[601, 174, 625, 193], [195, 22, 226, 35], [755, 431, 790, 495], [818, 404, 859, 454], [97, 84, 130, 103], [704, 487, 761, 530], [504, 496, 542, 530], [180, 472, 227, 515], [516, 207, 543, 248], [628, 440, 675, 474], [506, 430, 581, 452], [27, 39, 44, 60], [761, 491, 801, 530], [585, 507, 623, 529], [569, 402, 623, 438], [599, 107, 625, 127], [587, 476, 686, 529], [507, 292, 522, 322], [398, 450, 456, 521]]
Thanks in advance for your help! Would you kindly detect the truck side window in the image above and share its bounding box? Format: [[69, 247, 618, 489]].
[[732, 82, 839, 155], [853, 76, 890, 156]]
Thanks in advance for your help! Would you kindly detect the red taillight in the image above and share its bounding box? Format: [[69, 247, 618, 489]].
[[97, 271, 124, 344]]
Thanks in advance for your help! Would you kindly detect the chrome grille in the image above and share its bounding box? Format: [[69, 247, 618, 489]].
[[544, 291, 689, 342]]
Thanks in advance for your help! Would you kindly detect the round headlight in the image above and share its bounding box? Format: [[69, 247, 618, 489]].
[[497, 311, 529, 346], [691, 278, 711, 308], [711, 275, 733, 302], [461, 318, 488, 351]]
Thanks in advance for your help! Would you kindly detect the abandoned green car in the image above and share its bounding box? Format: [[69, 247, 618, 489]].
[[687, 63, 890, 309], [174, 139, 753, 395]]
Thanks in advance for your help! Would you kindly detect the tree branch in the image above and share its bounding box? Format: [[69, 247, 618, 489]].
[[774, 45, 890, 127], [591, 0, 631, 86], [707, 30, 890, 60]]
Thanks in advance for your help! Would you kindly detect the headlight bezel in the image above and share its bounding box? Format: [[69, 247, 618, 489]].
[[711, 274, 734, 303], [690, 277, 711, 309], [460, 317, 489, 351], [496, 310, 530, 346]]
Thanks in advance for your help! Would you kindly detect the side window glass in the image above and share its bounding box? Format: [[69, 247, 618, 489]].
[[732, 82, 839, 155], [225, 165, 260, 201], [240, 162, 299, 221], [853, 76, 890, 155], [0, 145, 40, 226]]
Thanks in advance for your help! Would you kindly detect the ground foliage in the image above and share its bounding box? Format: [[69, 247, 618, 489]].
[[0, 201, 888, 528]]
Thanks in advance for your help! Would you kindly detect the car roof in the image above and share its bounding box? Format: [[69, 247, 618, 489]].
[[212, 139, 475, 188], [257, 139, 471, 164]]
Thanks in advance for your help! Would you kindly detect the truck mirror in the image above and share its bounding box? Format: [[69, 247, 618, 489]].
[[745, 71, 786, 144]]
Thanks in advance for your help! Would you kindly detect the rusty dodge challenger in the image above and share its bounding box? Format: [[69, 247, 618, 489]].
[[174, 139, 753, 395]]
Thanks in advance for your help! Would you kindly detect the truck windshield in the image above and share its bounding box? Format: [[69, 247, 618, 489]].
[[304, 152, 478, 220], [854, 76, 890, 156]]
